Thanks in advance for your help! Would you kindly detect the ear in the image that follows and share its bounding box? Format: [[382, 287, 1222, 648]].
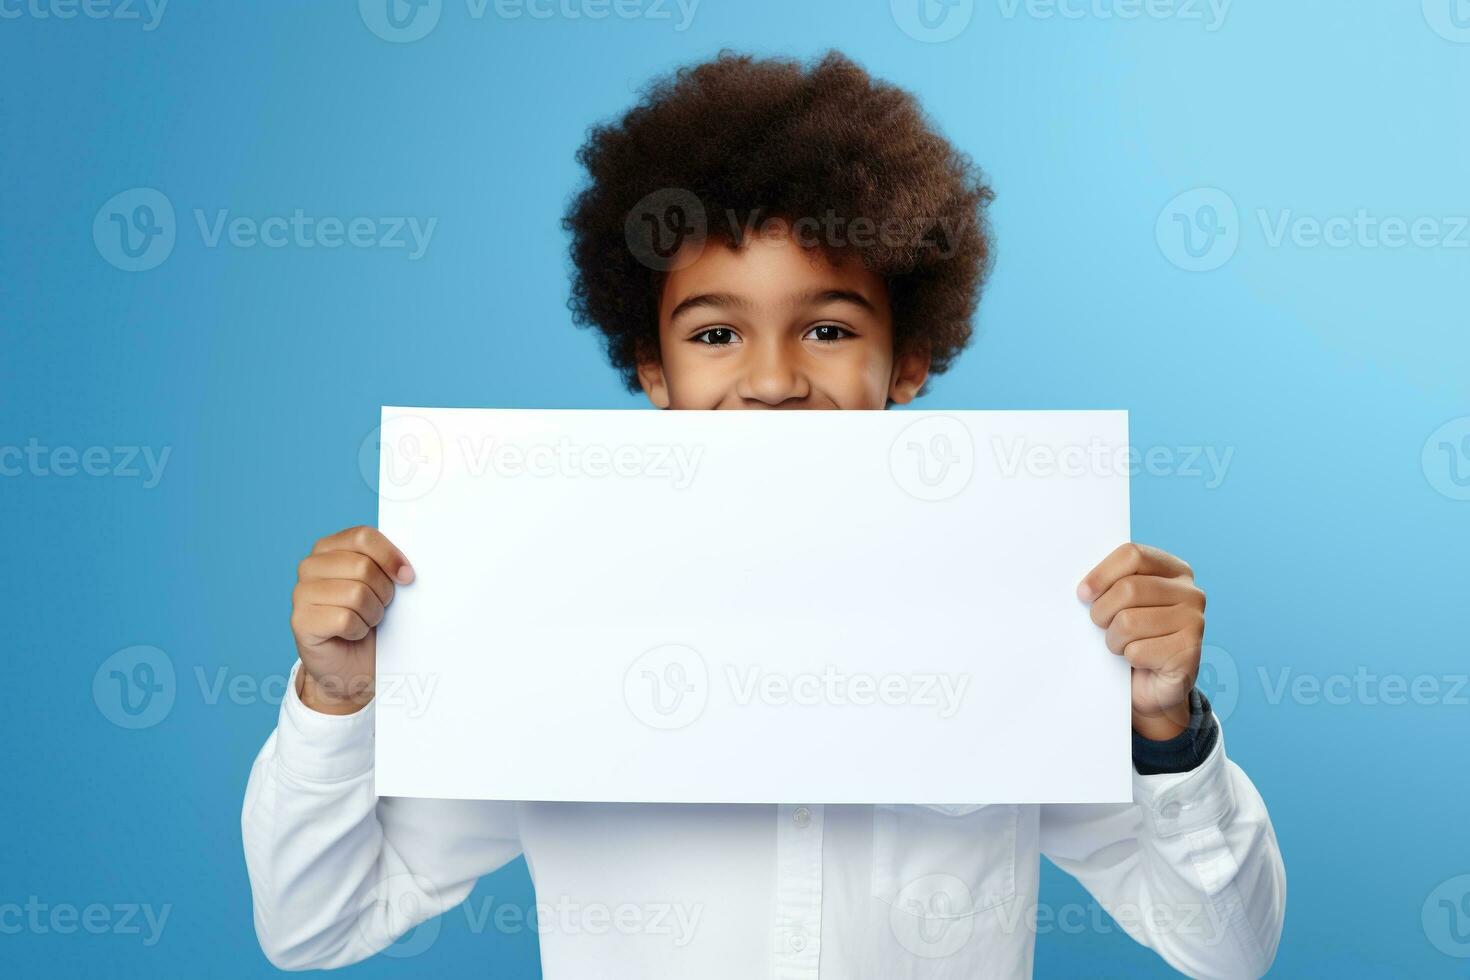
[[888, 347, 931, 405], [636, 357, 672, 409]]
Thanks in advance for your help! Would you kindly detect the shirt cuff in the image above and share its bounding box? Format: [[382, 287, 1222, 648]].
[[1130, 718, 1235, 838], [1131, 687, 1219, 775], [273, 660, 377, 783]]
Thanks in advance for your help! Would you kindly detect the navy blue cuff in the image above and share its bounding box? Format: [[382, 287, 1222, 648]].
[[1131, 687, 1219, 775]]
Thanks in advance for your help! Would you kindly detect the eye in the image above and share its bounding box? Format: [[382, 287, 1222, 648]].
[[805, 323, 855, 344], [692, 327, 739, 346]]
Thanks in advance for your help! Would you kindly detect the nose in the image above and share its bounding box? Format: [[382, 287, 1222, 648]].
[[735, 339, 811, 406]]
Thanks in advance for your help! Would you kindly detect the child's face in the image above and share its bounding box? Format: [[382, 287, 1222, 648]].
[[636, 225, 930, 410]]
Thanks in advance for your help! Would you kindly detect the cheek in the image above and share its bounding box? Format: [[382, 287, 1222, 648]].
[[814, 345, 894, 408], [662, 347, 735, 409]]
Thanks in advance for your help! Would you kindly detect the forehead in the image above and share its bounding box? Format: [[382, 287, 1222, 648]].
[[660, 232, 888, 313]]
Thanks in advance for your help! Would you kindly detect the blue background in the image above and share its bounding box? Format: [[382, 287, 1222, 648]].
[[3, 0, 1468, 976]]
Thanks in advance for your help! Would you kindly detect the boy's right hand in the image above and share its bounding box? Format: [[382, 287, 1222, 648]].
[[290, 526, 414, 715]]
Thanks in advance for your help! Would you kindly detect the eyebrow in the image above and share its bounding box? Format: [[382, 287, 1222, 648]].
[[667, 292, 752, 322], [793, 288, 878, 314], [667, 287, 877, 322]]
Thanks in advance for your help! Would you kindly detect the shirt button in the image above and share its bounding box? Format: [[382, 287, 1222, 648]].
[[1160, 801, 1182, 820], [790, 934, 807, 952], [793, 806, 812, 828]]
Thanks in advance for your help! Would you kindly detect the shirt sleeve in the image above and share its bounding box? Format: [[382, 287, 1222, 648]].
[[1132, 688, 1219, 776], [240, 661, 524, 970], [1039, 719, 1287, 979]]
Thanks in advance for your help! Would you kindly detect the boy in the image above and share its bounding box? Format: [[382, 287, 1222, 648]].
[[243, 52, 1285, 978]]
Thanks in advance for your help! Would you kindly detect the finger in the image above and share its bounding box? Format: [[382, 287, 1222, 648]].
[[1105, 605, 1194, 655], [312, 525, 414, 584], [1121, 630, 1201, 673], [1089, 575, 1203, 628], [294, 579, 387, 627], [298, 552, 396, 606], [291, 604, 372, 644], [1079, 543, 1191, 602]]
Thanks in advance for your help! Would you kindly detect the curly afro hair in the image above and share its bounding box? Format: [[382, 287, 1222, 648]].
[[563, 50, 995, 393]]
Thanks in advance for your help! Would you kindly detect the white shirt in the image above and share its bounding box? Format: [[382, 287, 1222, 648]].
[[242, 663, 1285, 978]]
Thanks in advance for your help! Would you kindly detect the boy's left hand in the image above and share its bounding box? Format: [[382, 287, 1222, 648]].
[[1078, 543, 1205, 742]]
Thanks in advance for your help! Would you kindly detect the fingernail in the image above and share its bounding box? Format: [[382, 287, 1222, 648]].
[[1076, 582, 1094, 602], [397, 564, 415, 584]]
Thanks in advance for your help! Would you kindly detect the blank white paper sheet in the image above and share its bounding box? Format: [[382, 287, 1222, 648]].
[[373, 407, 1132, 805]]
